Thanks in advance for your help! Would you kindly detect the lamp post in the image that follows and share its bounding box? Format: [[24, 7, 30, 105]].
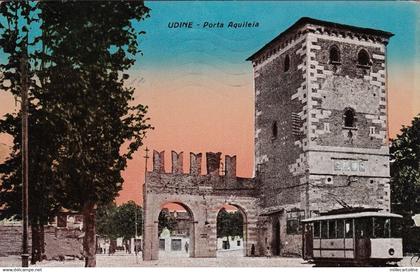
[[138, 147, 149, 263], [20, 53, 29, 267], [134, 207, 138, 261]]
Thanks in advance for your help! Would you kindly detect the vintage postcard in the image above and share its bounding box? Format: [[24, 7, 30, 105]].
[[0, 1, 419, 270]]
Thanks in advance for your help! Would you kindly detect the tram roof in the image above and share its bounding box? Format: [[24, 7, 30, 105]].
[[301, 212, 403, 222]]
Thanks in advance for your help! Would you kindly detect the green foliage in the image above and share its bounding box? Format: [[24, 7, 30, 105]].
[[96, 202, 118, 240], [390, 115, 420, 221], [96, 201, 142, 240], [217, 208, 244, 238], [0, 1, 151, 266], [158, 208, 177, 235], [0, 1, 35, 97], [0, 107, 62, 223], [35, 1, 152, 211], [0, 1, 60, 226], [114, 201, 143, 240]]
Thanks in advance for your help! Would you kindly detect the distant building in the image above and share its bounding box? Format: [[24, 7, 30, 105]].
[[159, 227, 189, 254], [50, 208, 83, 230], [170, 211, 191, 236], [217, 236, 243, 251]]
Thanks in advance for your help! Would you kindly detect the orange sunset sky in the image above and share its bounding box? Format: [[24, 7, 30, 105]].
[[0, 2, 419, 206]]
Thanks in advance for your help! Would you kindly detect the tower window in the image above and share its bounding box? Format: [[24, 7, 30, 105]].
[[272, 121, 278, 139], [284, 54, 290, 72], [344, 108, 355, 127], [357, 49, 371, 66], [329, 45, 340, 64]]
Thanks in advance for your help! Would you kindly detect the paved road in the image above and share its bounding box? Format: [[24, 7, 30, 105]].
[[0, 251, 418, 267]]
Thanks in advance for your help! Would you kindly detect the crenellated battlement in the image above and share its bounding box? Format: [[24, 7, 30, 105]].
[[146, 150, 256, 196], [151, 150, 238, 177]]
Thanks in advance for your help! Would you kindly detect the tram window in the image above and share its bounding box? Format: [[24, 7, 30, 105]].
[[356, 218, 373, 238], [328, 220, 336, 239], [391, 218, 402, 238], [336, 219, 344, 238], [345, 219, 353, 238], [373, 217, 386, 238], [313, 221, 320, 238], [321, 220, 328, 239]]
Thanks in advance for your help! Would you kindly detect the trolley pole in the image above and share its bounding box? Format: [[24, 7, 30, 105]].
[[20, 53, 29, 267], [142, 147, 149, 262], [144, 147, 149, 177], [134, 205, 138, 263]]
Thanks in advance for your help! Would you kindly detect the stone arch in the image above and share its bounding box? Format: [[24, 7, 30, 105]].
[[357, 48, 371, 66], [343, 107, 356, 128], [143, 196, 200, 261], [155, 201, 196, 258], [214, 203, 250, 257], [155, 201, 195, 222], [329, 44, 340, 63]]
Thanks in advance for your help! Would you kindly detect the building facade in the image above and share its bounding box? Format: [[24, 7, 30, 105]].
[[248, 17, 393, 256], [143, 17, 393, 259]]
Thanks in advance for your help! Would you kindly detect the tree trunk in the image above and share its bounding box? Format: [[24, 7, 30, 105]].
[[110, 239, 117, 255], [83, 202, 96, 267], [40, 224, 45, 260], [31, 223, 42, 264], [30, 224, 38, 264]]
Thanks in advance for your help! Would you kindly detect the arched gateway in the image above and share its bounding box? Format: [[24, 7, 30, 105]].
[[144, 17, 393, 260], [143, 151, 259, 260]]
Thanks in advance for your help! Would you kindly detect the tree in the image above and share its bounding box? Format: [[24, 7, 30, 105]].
[[114, 201, 142, 241], [217, 208, 231, 239], [35, 1, 151, 266], [0, 1, 61, 264], [217, 208, 244, 244], [390, 115, 420, 220], [0, 107, 62, 263], [97, 201, 142, 241], [230, 211, 244, 238], [0, 1, 151, 266], [96, 202, 119, 240]]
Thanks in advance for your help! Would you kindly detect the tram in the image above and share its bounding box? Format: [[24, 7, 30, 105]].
[[301, 207, 403, 266]]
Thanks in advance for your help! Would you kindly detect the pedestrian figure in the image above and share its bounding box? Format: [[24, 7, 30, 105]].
[[105, 241, 110, 255], [185, 241, 189, 253], [251, 244, 255, 257], [265, 246, 272, 258], [125, 241, 129, 254]]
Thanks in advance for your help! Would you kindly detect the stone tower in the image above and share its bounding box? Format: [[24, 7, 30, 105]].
[[247, 17, 393, 255]]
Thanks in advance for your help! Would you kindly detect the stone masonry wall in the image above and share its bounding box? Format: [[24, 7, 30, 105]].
[[306, 34, 388, 149], [304, 29, 391, 214], [0, 225, 82, 259], [254, 34, 307, 209], [0, 225, 31, 256]]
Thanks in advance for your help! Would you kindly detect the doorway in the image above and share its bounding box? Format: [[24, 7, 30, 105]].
[[272, 219, 281, 256]]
